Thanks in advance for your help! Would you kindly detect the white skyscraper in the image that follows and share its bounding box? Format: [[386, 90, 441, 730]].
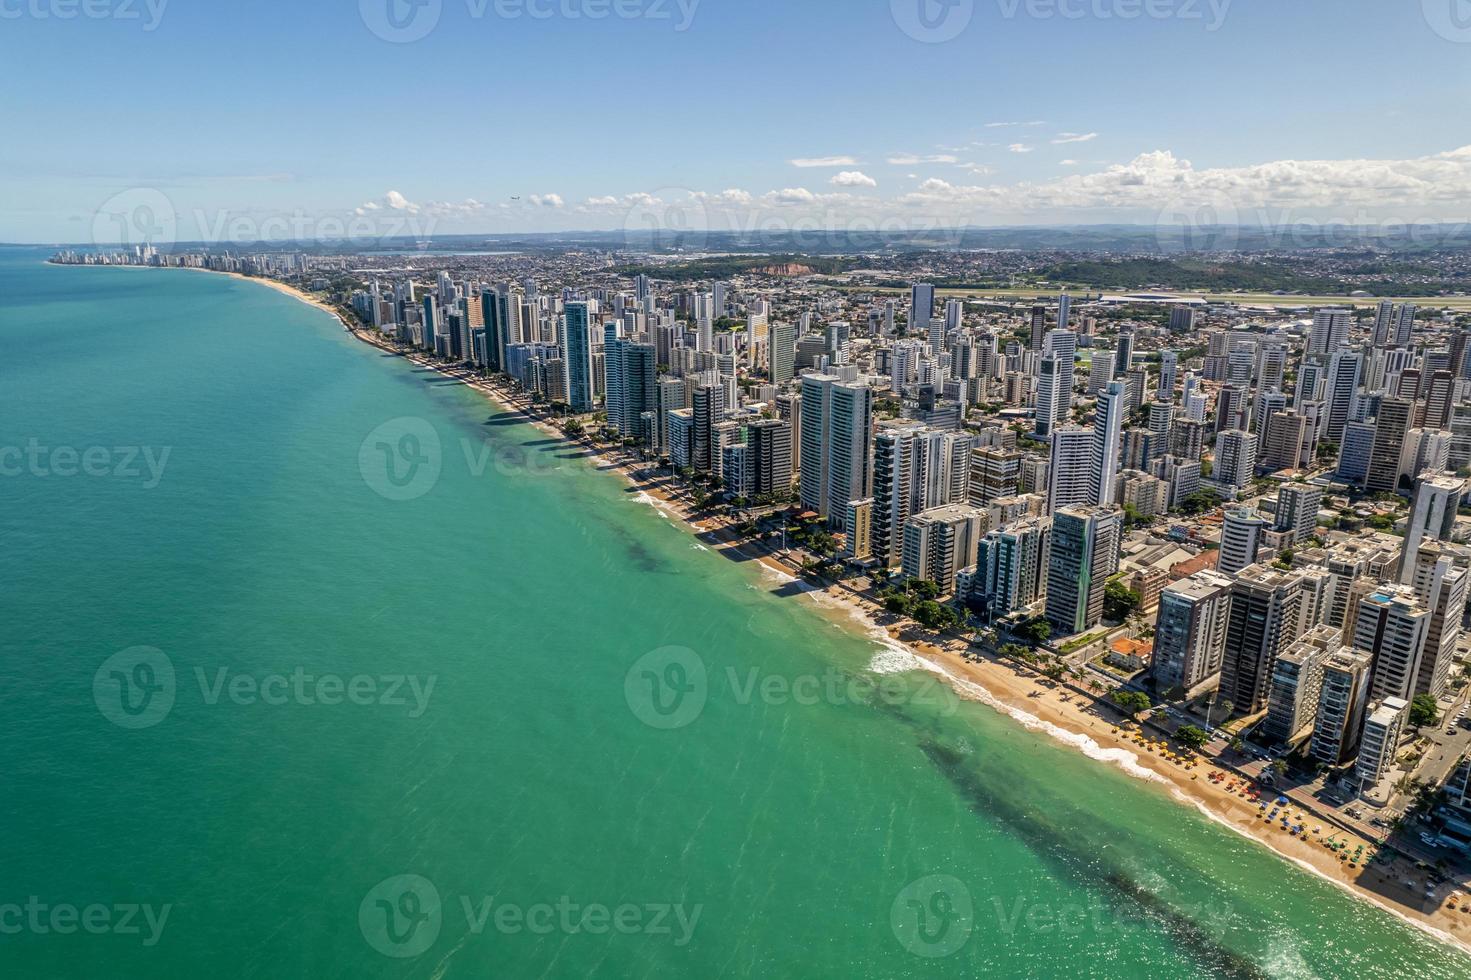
[[1324, 349, 1362, 444], [1353, 586, 1430, 705], [1048, 426, 1096, 512], [1092, 381, 1126, 506], [1044, 329, 1077, 428], [1400, 473, 1467, 585], [1214, 429, 1258, 490], [1034, 355, 1063, 438], [1309, 308, 1351, 355], [1219, 508, 1268, 577], [799, 374, 873, 528]]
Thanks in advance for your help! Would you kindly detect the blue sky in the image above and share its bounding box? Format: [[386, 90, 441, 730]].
[[4, 0, 1471, 242]]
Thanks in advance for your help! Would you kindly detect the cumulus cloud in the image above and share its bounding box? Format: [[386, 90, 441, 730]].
[[768, 187, 818, 204], [888, 153, 959, 165], [354, 191, 488, 220], [693, 188, 755, 206], [790, 156, 860, 168], [893, 145, 1471, 221], [384, 190, 418, 212], [1052, 132, 1099, 144], [425, 145, 1471, 231], [529, 193, 564, 208]]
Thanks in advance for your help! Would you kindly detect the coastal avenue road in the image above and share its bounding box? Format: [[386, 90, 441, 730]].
[[1412, 685, 1471, 799]]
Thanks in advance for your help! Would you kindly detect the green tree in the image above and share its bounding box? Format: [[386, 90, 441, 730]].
[[1104, 580, 1142, 622], [884, 593, 914, 617], [1016, 618, 1052, 645], [1175, 725, 1210, 751], [1409, 693, 1441, 728], [1178, 489, 1223, 516], [1110, 689, 1153, 718], [913, 600, 958, 631], [909, 579, 942, 601]]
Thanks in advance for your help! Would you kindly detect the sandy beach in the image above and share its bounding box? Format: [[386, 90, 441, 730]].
[[218, 273, 1471, 954]]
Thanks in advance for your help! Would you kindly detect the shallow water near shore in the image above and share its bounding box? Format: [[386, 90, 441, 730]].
[[3, 249, 1470, 978]]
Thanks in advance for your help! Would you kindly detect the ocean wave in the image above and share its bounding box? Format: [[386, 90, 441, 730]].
[[881, 645, 1168, 785], [1175, 789, 1471, 959]]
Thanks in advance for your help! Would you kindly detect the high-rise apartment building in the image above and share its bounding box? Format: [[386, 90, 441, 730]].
[[1219, 508, 1268, 577], [1047, 426, 1096, 512], [1044, 506, 1122, 635], [1400, 472, 1466, 584], [1092, 381, 1127, 506], [1275, 483, 1323, 543], [901, 504, 987, 596], [1151, 570, 1233, 698], [1352, 585, 1430, 705], [564, 301, 595, 414], [1218, 565, 1305, 715], [799, 375, 873, 529]]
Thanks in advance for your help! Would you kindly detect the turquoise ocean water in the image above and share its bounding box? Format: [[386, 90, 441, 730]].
[[2, 248, 1469, 978]]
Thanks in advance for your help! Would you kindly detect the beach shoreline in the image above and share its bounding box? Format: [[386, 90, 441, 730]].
[[182, 265, 1471, 956]]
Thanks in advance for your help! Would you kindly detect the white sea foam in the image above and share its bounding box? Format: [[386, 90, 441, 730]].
[[867, 641, 1168, 785], [1175, 787, 1471, 958], [866, 642, 924, 675], [756, 563, 797, 585]]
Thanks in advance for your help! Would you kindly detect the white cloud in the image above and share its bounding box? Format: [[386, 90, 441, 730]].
[[1052, 132, 1099, 144], [1008, 144, 1034, 154], [985, 120, 1047, 128], [529, 193, 565, 208], [888, 153, 959, 165], [384, 190, 418, 213], [790, 156, 860, 168], [452, 145, 1471, 231], [768, 187, 818, 204], [693, 188, 755, 206], [892, 145, 1471, 221]]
